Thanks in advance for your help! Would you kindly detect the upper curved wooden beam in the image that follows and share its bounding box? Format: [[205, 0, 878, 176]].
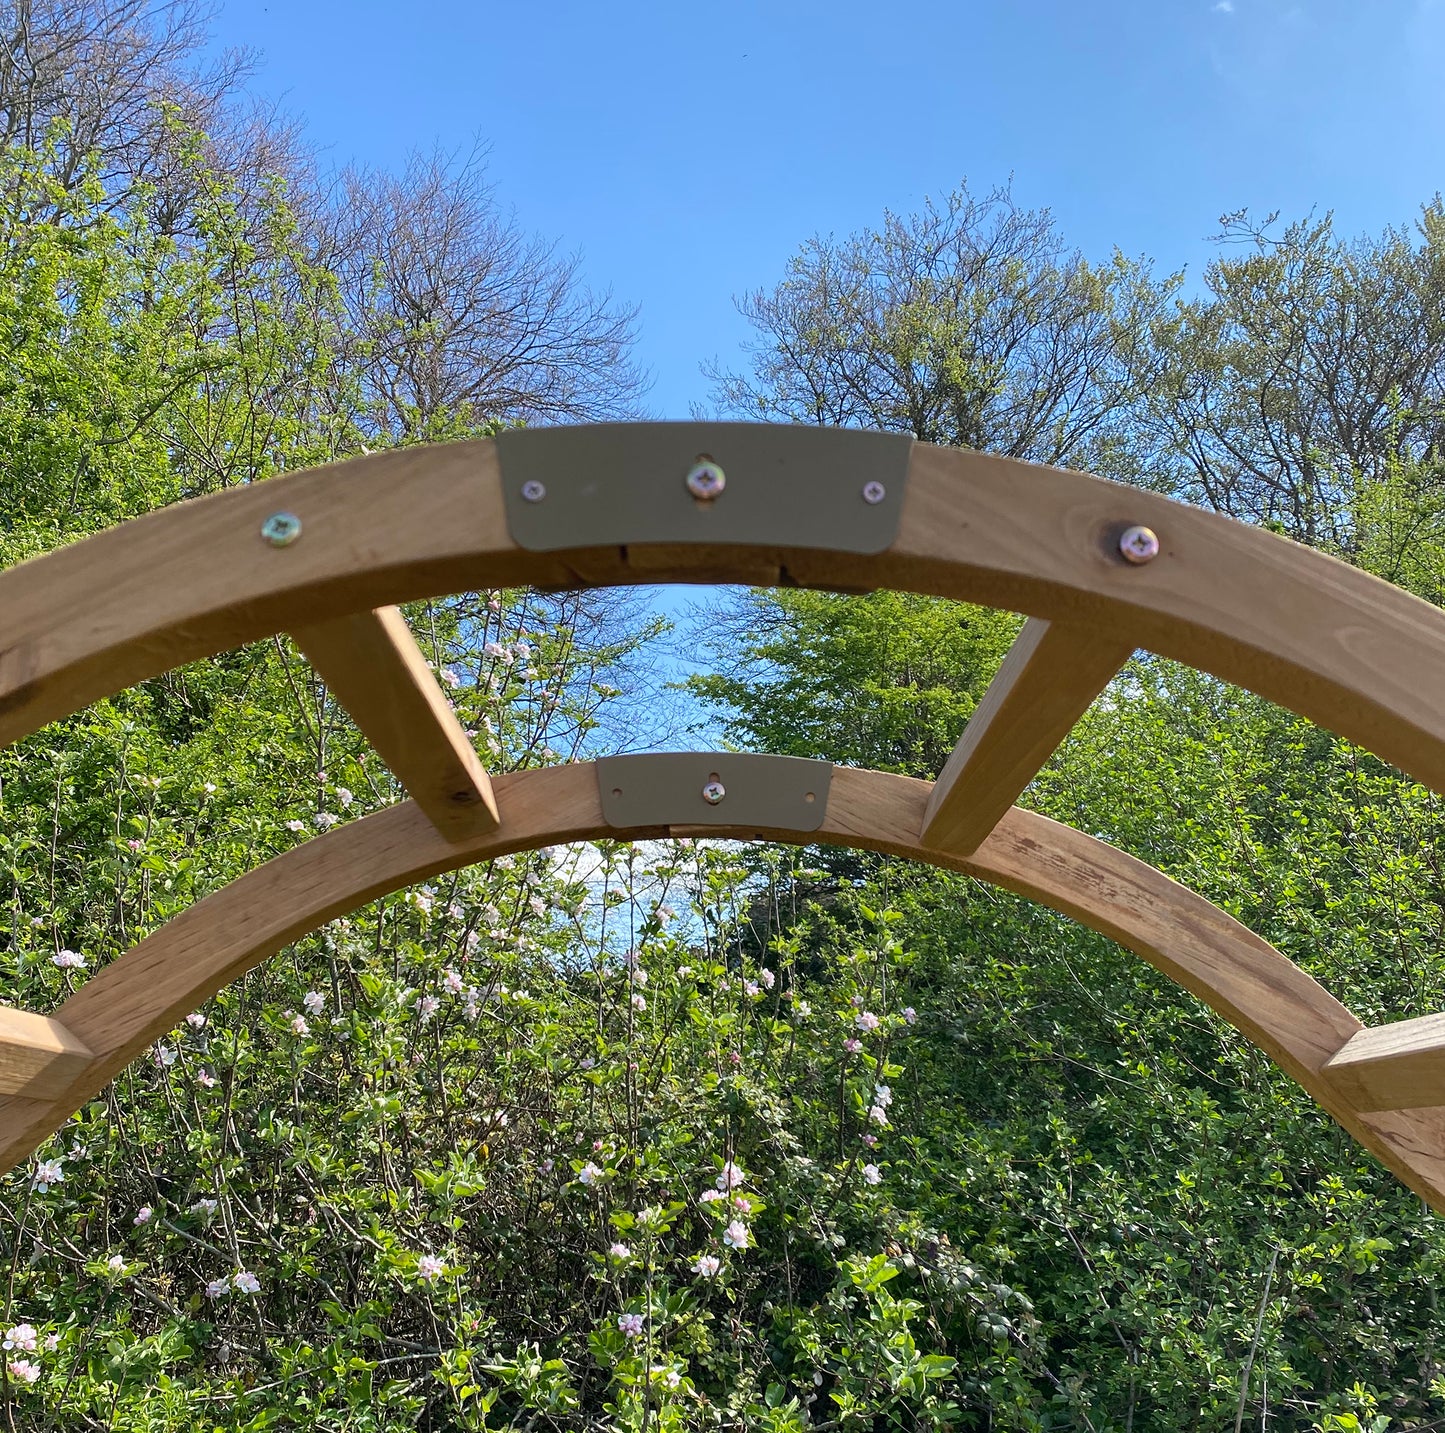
[[0, 760, 1440, 1209], [3, 426, 1445, 801]]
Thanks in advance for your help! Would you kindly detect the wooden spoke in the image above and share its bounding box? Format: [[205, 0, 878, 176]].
[[0, 1008, 92, 1099], [921, 619, 1134, 854], [292, 606, 499, 841], [1324, 1016, 1445, 1111]]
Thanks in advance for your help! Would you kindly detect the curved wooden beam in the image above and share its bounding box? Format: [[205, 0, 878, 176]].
[[2, 761, 1441, 1210], [3, 428, 1445, 802]]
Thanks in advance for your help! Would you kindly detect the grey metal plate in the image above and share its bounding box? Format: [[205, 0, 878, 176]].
[[498, 423, 912, 554], [596, 752, 833, 832]]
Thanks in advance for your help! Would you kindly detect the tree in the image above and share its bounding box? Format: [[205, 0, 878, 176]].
[[1140, 205, 1445, 551], [707, 181, 1171, 479]]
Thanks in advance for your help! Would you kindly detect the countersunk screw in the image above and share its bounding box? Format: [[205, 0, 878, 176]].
[[520, 480, 547, 503], [1119, 525, 1160, 565], [686, 459, 726, 501], [261, 512, 302, 547], [862, 480, 887, 505], [701, 777, 726, 806]]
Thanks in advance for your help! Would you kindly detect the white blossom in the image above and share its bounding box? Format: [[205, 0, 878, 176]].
[[51, 950, 86, 970], [233, 1270, 261, 1295], [608, 1242, 631, 1260], [722, 1221, 750, 1249], [759, 968, 775, 989], [578, 1162, 604, 1186], [2, 1325, 37, 1352], [417, 1254, 445, 1281], [186, 1011, 206, 1029], [862, 1164, 883, 1186], [855, 1010, 881, 1032], [716, 1161, 746, 1190], [691, 1254, 721, 1278], [204, 1277, 229, 1300], [31, 1159, 63, 1193], [302, 990, 326, 1016], [335, 787, 354, 808], [313, 812, 339, 829], [153, 1044, 177, 1067], [617, 1312, 645, 1337]]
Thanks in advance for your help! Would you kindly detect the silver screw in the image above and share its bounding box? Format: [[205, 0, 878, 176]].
[[520, 480, 547, 503], [261, 512, 302, 547], [1119, 525, 1160, 565], [701, 778, 726, 806], [862, 480, 887, 505], [685, 459, 726, 501]]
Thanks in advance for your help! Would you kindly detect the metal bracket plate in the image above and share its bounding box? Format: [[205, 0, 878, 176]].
[[596, 752, 833, 832], [498, 423, 912, 554]]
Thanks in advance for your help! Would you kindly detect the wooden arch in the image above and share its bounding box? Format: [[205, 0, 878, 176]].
[[2, 424, 1445, 1206]]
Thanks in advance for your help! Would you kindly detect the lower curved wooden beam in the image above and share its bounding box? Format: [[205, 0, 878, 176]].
[[2, 762, 1440, 1210]]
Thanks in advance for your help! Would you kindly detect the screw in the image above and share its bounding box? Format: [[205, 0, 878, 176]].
[[520, 480, 547, 503], [702, 777, 726, 806], [261, 512, 302, 547], [685, 459, 726, 501], [1119, 525, 1160, 564], [862, 480, 887, 505]]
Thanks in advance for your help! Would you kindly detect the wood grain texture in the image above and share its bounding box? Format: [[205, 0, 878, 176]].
[[0, 1007, 92, 1098], [3, 430, 1445, 809], [921, 618, 1134, 854], [1, 761, 1442, 1212], [292, 607, 499, 840], [1323, 1015, 1445, 1111]]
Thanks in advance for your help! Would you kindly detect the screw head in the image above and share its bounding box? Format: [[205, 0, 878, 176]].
[[520, 480, 547, 503], [260, 512, 302, 547], [862, 480, 887, 505], [1119, 525, 1160, 564], [685, 459, 726, 501], [701, 778, 726, 806]]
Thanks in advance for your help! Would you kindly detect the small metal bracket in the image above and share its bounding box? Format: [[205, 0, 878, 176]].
[[498, 423, 912, 555], [596, 752, 832, 832]]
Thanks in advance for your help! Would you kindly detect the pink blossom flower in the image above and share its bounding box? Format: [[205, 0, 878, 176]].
[[153, 1044, 177, 1067], [699, 1189, 725, 1204], [440, 668, 461, 689], [903, 1007, 917, 1024], [31, 1159, 63, 1193], [630, 993, 646, 1012], [743, 981, 760, 997], [417, 995, 440, 1023], [732, 1195, 751, 1212], [578, 1162, 604, 1186], [288, 1013, 310, 1036], [855, 1011, 881, 1032], [850, 994, 865, 1009], [608, 1242, 631, 1260], [191, 1198, 218, 1216], [417, 1254, 445, 1281], [861, 1134, 878, 1148], [133, 1206, 153, 1225], [722, 1221, 750, 1249], [868, 1104, 889, 1126], [3, 1325, 37, 1352], [303, 991, 326, 1016], [716, 1161, 746, 1190], [728, 1051, 741, 1066], [125, 837, 144, 851], [204, 1277, 229, 1300], [618, 1312, 645, 1337], [691, 1254, 721, 1278], [630, 967, 648, 987], [843, 1038, 862, 1055], [6, 1358, 39, 1384], [285, 820, 306, 833], [759, 968, 775, 989], [443, 969, 465, 996], [335, 787, 354, 808], [233, 1270, 260, 1295], [862, 1164, 882, 1185], [106, 1255, 126, 1274], [186, 1011, 206, 1029], [51, 950, 86, 970], [196, 1070, 217, 1089]]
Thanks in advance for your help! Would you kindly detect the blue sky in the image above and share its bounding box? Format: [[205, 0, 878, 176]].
[[207, 0, 1445, 420]]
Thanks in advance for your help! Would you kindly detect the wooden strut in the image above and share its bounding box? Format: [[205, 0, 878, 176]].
[[1, 425, 1444, 1206]]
